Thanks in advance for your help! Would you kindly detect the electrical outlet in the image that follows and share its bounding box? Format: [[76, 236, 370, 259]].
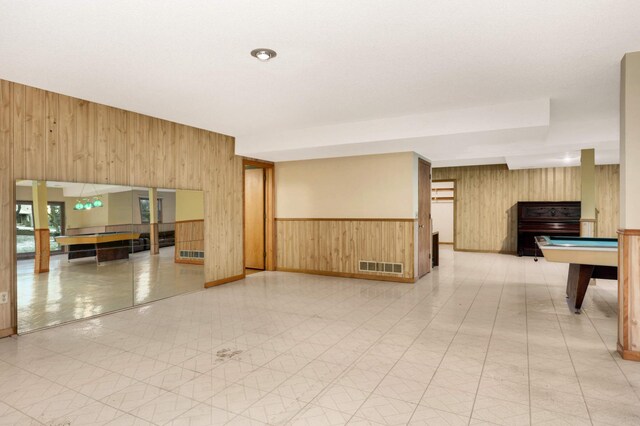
[[0, 292, 7, 304]]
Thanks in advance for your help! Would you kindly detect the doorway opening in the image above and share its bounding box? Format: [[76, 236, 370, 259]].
[[432, 180, 456, 249], [243, 159, 275, 274]]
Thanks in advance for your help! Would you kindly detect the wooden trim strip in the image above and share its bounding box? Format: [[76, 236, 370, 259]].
[[580, 218, 597, 222], [175, 259, 204, 266], [454, 248, 515, 254], [205, 273, 245, 288], [174, 219, 205, 224], [618, 342, 640, 361], [0, 327, 16, 338], [243, 158, 274, 168], [276, 267, 416, 284], [275, 218, 417, 222], [618, 228, 640, 236]]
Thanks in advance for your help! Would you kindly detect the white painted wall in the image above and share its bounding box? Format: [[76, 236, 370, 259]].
[[275, 152, 416, 218], [432, 181, 454, 243]]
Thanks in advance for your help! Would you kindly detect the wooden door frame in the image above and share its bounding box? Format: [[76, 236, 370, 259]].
[[432, 179, 457, 250], [418, 158, 432, 278], [242, 158, 276, 271]]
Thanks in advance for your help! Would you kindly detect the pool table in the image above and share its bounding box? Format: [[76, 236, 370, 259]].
[[535, 236, 618, 313]]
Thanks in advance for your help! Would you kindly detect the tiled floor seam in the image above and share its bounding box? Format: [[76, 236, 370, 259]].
[[539, 260, 596, 425], [219, 278, 422, 424], [464, 258, 508, 426], [581, 297, 640, 404], [354, 255, 497, 425], [307, 263, 479, 424], [523, 256, 533, 426], [281, 278, 449, 424]]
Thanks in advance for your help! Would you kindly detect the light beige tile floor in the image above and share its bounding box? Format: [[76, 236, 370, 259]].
[[2, 246, 638, 425], [17, 247, 205, 333]]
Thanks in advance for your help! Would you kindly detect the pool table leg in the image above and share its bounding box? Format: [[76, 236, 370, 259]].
[[566, 263, 594, 313]]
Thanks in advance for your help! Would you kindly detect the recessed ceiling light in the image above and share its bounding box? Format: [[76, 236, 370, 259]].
[[251, 48, 277, 62]]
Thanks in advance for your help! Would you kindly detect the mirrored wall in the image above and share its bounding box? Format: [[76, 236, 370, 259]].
[[16, 180, 205, 333]]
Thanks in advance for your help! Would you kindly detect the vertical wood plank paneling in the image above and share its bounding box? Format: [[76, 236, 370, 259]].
[[0, 81, 15, 333], [108, 107, 128, 185], [57, 95, 76, 183], [596, 165, 620, 237], [24, 87, 46, 181], [175, 124, 188, 188], [433, 164, 619, 252], [149, 117, 162, 185], [276, 219, 415, 281], [160, 120, 175, 188], [74, 99, 96, 182], [44, 91, 59, 180], [0, 79, 243, 333], [12, 84, 25, 179], [95, 104, 110, 182]]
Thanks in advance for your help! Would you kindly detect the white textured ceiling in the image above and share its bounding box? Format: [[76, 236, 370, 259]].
[[1, 1, 639, 168]]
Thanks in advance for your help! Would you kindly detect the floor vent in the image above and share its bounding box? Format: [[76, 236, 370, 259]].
[[359, 260, 403, 274], [180, 250, 204, 259]]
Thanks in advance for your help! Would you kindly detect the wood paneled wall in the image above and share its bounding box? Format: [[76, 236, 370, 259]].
[[175, 220, 205, 265], [276, 219, 415, 282], [432, 164, 620, 253], [595, 164, 620, 238], [0, 79, 243, 335]]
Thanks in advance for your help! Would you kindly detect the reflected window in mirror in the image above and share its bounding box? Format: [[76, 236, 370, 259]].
[[16, 200, 65, 260], [139, 197, 163, 223]]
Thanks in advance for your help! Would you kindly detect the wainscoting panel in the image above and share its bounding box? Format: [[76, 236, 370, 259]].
[[0, 79, 243, 335], [175, 220, 205, 265], [433, 164, 620, 253], [276, 219, 415, 282]]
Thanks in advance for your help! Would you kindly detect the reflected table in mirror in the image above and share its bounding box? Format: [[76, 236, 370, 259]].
[[55, 233, 140, 264]]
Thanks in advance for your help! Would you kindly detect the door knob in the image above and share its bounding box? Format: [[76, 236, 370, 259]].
[[419, 224, 424, 228]]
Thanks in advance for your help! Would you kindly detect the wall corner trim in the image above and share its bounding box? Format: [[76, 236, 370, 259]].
[[205, 274, 245, 288], [0, 327, 17, 339]]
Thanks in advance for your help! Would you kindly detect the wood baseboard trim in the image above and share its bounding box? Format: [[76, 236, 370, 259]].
[[175, 259, 204, 266], [205, 274, 245, 288], [454, 248, 516, 254], [0, 327, 16, 339], [439, 242, 454, 245], [618, 342, 640, 361], [276, 267, 416, 283], [275, 218, 416, 222]]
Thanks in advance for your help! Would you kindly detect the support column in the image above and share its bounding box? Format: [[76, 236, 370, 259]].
[[580, 148, 597, 237], [32, 181, 49, 273], [618, 51, 640, 361], [148, 188, 159, 255]]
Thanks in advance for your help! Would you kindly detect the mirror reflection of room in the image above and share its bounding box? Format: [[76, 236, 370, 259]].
[[15, 180, 204, 333], [133, 188, 205, 305]]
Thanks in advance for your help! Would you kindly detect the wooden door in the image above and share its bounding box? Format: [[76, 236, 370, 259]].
[[244, 168, 265, 269], [418, 159, 432, 277]]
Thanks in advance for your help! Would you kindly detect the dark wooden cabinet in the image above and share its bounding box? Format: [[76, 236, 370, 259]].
[[432, 232, 439, 267], [517, 201, 581, 256]]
